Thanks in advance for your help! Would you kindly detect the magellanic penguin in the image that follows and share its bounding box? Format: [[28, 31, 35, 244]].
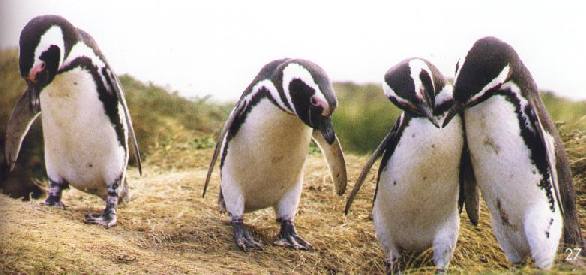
[[203, 58, 347, 251], [442, 36, 582, 269], [4, 15, 142, 228], [345, 58, 478, 273]]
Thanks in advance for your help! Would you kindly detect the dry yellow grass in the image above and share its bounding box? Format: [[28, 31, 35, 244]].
[[0, 150, 585, 274]]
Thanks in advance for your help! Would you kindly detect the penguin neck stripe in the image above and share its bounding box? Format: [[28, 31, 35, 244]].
[[469, 64, 511, 104], [220, 87, 291, 169], [63, 41, 106, 70], [251, 80, 294, 114], [59, 57, 127, 150]]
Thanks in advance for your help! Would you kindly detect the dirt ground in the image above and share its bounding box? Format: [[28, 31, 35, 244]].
[[0, 151, 584, 274]]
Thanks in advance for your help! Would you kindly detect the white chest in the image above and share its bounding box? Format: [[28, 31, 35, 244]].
[[380, 115, 463, 200], [221, 99, 312, 208], [374, 115, 463, 250], [40, 69, 126, 191], [465, 96, 550, 218]]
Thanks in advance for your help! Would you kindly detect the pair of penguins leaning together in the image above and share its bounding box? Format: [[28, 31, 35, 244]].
[[3, 15, 584, 272]]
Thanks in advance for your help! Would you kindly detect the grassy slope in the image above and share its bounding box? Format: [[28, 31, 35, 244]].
[[1, 148, 585, 273], [0, 49, 585, 273]]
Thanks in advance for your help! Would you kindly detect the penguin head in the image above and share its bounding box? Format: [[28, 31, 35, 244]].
[[383, 58, 441, 128], [442, 36, 516, 127], [19, 15, 77, 90], [279, 60, 338, 143]]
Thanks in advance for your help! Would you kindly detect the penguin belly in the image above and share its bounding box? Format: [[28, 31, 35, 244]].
[[221, 99, 312, 212], [373, 116, 462, 251], [40, 68, 127, 199], [466, 95, 562, 266]]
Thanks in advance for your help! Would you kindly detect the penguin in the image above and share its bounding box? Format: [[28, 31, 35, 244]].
[[441, 36, 581, 269], [203, 58, 347, 251], [345, 58, 478, 273], [4, 15, 142, 228]]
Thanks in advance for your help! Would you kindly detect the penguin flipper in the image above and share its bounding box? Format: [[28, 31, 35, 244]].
[[76, 29, 142, 175], [526, 100, 564, 216], [203, 105, 240, 198], [113, 76, 142, 175], [458, 135, 480, 226], [312, 131, 348, 196], [551, 129, 585, 251], [531, 95, 583, 248], [4, 86, 41, 172], [344, 124, 397, 215]]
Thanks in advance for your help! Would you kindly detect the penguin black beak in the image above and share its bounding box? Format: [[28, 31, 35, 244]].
[[442, 103, 462, 128], [319, 117, 336, 144], [418, 103, 440, 128]]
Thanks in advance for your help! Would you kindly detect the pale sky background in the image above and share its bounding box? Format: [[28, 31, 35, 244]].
[[1, 0, 585, 101]]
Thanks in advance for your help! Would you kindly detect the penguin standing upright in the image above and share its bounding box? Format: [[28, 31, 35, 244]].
[[442, 36, 581, 269], [203, 58, 347, 251], [345, 58, 478, 272], [4, 15, 141, 228]]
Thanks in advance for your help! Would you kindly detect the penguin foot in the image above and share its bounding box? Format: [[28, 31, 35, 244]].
[[435, 268, 447, 274], [41, 196, 66, 209], [232, 218, 263, 251], [274, 219, 311, 250], [84, 212, 117, 228]]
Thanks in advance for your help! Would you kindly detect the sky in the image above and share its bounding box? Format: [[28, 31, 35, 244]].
[[1, 0, 585, 101]]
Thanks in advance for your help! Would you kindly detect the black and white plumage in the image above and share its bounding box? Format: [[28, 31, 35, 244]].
[[442, 36, 581, 269], [345, 58, 478, 272], [203, 58, 347, 251], [4, 15, 141, 228]]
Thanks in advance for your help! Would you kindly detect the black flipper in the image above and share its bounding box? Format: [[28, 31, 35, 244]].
[[108, 72, 142, 175], [526, 100, 564, 216], [4, 86, 41, 172], [344, 114, 405, 215], [202, 104, 241, 197], [78, 28, 142, 175], [458, 113, 480, 226], [531, 93, 584, 251]]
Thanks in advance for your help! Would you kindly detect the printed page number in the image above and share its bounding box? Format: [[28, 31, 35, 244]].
[[565, 248, 582, 261]]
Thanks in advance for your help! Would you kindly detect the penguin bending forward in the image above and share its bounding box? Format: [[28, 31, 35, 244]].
[[442, 37, 582, 269], [345, 58, 478, 273], [203, 59, 347, 251], [4, 15, 141, 228]]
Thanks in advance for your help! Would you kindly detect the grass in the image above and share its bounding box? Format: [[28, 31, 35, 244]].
[[0, 49, 585, 273], [332, 82, 401, 154], [1, 146, 584, 273]]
